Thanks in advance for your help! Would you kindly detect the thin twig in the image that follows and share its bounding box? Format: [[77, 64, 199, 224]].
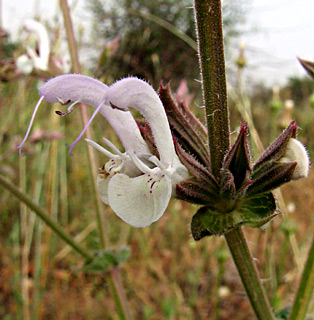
[[0, 174, 94, 262]]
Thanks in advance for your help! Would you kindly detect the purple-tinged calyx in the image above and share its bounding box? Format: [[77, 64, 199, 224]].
[[247, 121, 309, 195], [158, 83, 210, 168], [222, 122, 251, 192], [252, 121, 298, 177], [176, 118, 309, 240]]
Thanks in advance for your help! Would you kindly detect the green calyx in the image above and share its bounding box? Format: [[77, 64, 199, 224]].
[[176, 120, 300, 241]]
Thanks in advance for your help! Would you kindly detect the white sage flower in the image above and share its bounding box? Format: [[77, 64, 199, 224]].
[[17, 19, 50, 73], [18, 74, 188, 227]]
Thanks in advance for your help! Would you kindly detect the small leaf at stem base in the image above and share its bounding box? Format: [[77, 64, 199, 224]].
[[191, 192, 278, 240], [80, 246, 131, 272]]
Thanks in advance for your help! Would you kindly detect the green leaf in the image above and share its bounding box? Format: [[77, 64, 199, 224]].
[[80, 246, 131, 272], [191, 193, 279, 240], [240, 192, 278, 216]]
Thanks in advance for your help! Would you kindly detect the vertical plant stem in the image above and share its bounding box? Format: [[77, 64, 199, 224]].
[[277, 232, 289, 285], [289, 235, 314, 320], [33, 219, 43, 320], [59, 0, 80, 73], [81, 110, 109, 247], [108, 268, 134, 320], [20, 147, 30, 320], [194, 0, 230, 177], [59, 0, 108, 248], [266, 237, 278, 307], [194, 2, 274, 319], [214, 256, 226, 320], [59, 1, 132, 319], [31, 143, 50, 319], [40, 114, 60, 305], [18, 79, 30, 320], [225, 228, 275, 320], [59, 120, 69, 225]]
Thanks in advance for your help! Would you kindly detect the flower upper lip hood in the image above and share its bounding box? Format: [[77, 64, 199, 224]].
[[38, 74, 106, 105], [106, 77, 182, 169], [18, 74, 188, 228], [38, 74, 150, 155]]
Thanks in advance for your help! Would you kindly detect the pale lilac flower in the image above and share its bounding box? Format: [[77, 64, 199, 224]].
[[18, 74, 188, 227], [16, 19, 50, 73]]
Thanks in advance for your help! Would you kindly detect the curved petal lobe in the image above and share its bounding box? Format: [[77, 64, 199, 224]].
[[108, 172, 172, 227], [97, 175, 110, 204], [38, 74, 108, 106]]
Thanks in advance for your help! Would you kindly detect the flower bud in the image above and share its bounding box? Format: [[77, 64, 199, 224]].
[[278, 138, 310, 180]]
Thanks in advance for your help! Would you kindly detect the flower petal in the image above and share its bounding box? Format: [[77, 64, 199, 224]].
[[39, 74, 149, 154], [24, 19, 50, 71], [107, 77, 177, 167], [97, 174, 110, 204], [39, 74, 108, 106], [16, 54, 34, 74], [108, 172, 172, 227]]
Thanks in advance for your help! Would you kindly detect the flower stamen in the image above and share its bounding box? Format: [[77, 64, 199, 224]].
[[127, 150, 155, 174], [65, 99, 105, 156], [17, 95, 45, 156], [55, 100, 80, 116], [102, 138, 123, 155], [85, 139, 118, 159]]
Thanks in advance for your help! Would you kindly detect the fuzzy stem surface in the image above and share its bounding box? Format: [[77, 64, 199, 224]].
[[194, 2, 275, 319], [194, 0, 230, 177], [225, 228, 275, 320]]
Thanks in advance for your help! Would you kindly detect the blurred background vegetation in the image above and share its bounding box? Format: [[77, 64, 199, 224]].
[[87, 0, 247, 88], [0, 0, 313, 319]]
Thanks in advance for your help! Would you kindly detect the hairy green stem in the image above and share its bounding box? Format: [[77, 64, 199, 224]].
[[194, 1, 275, 319], [0, 174, 93, 262], [194, 0, 230, 177], [289, 235, 314, 320], [225, 228, 275, 320]]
